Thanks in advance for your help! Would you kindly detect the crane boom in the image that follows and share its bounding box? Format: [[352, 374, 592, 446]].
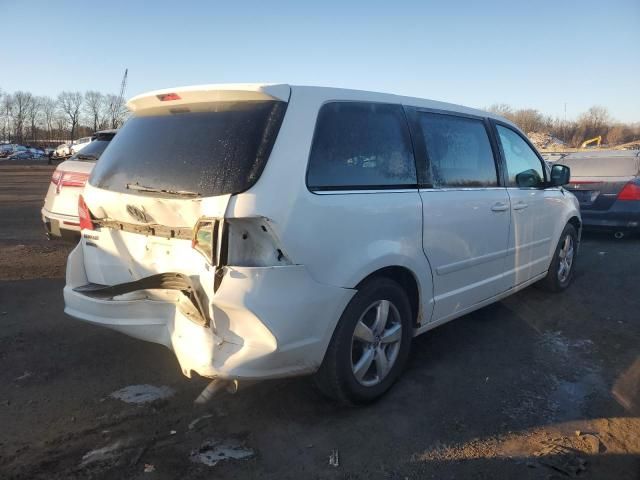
[[580, 135, 602, 148], [118, 68, 128, 106]]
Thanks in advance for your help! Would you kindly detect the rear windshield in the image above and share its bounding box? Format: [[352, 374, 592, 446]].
[[90, 101, 286, 197], [562, 156, 640, 177], [70, 138, 114, 162]]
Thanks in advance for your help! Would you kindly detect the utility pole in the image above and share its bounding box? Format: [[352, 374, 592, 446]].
[[563, 102, 567, 144]]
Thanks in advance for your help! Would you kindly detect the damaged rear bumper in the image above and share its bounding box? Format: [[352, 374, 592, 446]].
[[64, 245, 354, 380]]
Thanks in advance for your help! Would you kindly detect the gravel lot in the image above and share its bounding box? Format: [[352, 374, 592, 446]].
[[0, 163, 638, 479]]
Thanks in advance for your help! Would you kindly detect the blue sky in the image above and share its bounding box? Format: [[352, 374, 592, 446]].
[[2, 0, 638, 122]]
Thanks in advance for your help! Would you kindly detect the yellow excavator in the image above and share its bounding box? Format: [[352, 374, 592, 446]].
[[580, 136, 602, 148]]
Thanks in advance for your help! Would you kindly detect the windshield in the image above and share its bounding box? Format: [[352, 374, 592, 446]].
[[89, 101, 286, 197], [70, 138, 113, 161]]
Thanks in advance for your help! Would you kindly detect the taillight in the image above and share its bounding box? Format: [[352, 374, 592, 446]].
[[51, 169, 62, 184], [52, 170, 89, 193], [61, 172, 89, 188], [618, 182, 640, 201], [78, 195, 95, 231]]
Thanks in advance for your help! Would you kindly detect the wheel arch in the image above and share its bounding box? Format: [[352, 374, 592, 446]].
[[568, 215, 582, 235], [355, 266, 421, 327]]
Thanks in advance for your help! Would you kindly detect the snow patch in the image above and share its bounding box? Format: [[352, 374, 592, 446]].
[[190, 439, 255, 466], [81, 440, 127, 466], [110, 384, 175, 404]]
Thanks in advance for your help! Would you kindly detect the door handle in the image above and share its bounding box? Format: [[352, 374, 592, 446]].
[[513, 202, 529, 210], [491, 202, 509, 212]]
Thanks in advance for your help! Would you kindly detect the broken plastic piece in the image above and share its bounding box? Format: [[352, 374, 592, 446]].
[[194, 379, 238, 405]]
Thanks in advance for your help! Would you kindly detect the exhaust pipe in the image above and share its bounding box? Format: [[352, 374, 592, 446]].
[[614, 231, 625, 239], [194, 378, 238, 405]]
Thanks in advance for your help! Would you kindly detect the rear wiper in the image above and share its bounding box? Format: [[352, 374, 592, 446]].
[[126, 182, 201, 197], [76, 153, 97, 160]]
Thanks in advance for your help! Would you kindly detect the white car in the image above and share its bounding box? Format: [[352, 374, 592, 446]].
[[42, 130, 117, 239], [64, 84, 580, 404], [53, 143, 72, 158], [70, 136, 92, 155]]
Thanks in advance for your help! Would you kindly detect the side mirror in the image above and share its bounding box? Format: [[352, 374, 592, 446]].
[[515, 169, 543, 188], [550, 164, 570, 186]]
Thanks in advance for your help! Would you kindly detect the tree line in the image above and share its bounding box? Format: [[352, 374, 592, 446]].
[[487, 104, 640, 147], [0, 89, 128, 146], [2, 87, 638, 149]]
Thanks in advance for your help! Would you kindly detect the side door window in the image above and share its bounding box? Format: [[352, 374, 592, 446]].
[[307, 102, 417, 190], [417, 113, 498, 188], [496, 125, 545, 188]]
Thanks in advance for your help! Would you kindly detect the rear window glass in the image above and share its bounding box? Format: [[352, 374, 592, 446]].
[[561, 156, 640, 177], [418, 113, 497, 188], [70, 139, 113, 161], [307, 102, 417, 190], [90, 101, 286, 197]]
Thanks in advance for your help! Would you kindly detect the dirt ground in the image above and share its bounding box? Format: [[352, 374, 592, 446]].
[[0, 163, 638, 479]]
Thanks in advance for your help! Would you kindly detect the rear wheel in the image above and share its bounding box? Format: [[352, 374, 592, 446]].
[[314, 277, 413, 405], [539, 223, 577, 292]]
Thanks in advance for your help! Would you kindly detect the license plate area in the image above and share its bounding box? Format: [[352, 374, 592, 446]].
[[571, 189, 600, 205]]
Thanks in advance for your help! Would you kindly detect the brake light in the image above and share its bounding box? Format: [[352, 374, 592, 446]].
[[618, 182, 640, 201], [78, 195, 95, 231], [157, 92, 181, 101]]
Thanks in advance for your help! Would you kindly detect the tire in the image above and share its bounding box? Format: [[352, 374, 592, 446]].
[[314, 277, 413, 405], [539, 223, 578, 292]]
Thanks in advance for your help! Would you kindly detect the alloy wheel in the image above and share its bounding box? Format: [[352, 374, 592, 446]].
[[557, 235, 574, 283], [350, 300, 402, 387]]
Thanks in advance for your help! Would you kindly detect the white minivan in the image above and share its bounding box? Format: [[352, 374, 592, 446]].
[[64, 84, 580, 404]]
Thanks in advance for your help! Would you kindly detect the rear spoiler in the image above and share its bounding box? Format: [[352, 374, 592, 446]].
[[128, 83, 291, 112]]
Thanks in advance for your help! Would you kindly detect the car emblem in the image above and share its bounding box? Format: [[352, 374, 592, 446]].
[[126, 205, 149, 223]]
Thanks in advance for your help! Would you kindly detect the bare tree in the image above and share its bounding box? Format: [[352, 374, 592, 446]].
[[41, 97, 57, 141], [512, 109, 546, 134], [26, 96, 44, 143], [84, 91, 104, 132], [488, 103, 514, 120], [606, 125, 631, 145], [105, 93, 127, 129], [10, 91, 33, 143], [57, 91, 83, 140], [0, 89, 10, 141], [583, 106, 610, 132]]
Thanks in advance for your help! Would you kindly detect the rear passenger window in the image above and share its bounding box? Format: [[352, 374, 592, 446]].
[[417, 113, 498, 188], [307, 102, 417, 190]]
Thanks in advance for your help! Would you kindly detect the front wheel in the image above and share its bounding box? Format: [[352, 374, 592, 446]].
[[539, 223, 578, 292], [314, 277, 413, 405]]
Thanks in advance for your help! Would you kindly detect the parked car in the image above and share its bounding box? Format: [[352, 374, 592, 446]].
[[7, 150, 36, 161], [42, 130, 117, 239], [53, 143, 72, 159], [25, 147, 45, 158], [70, 136, 93, 155], [563, 150, 640, 238], [64, 84, 579, 404], [0, 144, 28, 158], [0, 145, 15, 158]]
